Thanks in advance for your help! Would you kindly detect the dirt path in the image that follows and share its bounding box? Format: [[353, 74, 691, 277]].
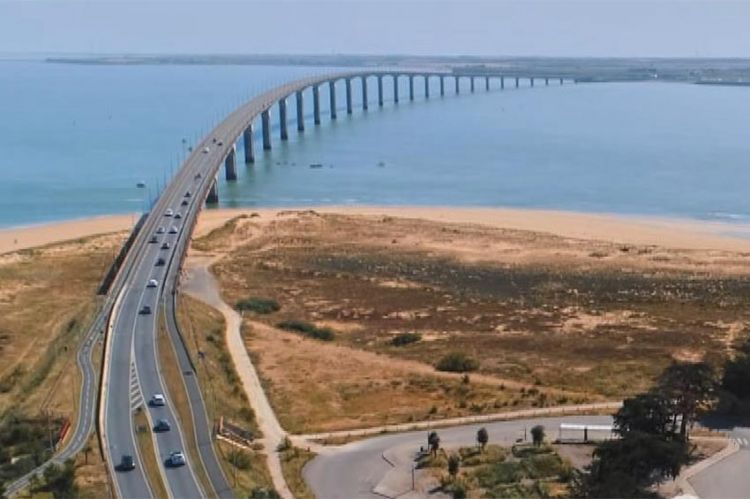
[[181, 255, 293, 499]]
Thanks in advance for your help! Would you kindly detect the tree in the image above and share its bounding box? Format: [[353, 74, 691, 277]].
[[657, 361, 716, 439], [531, 425, 545, 447], [581, 431, 688, 497], [477, 427, 489, 452], [614, 392, 673, 437], [42, 459, 77, 499], [428, 431, 441, 457], [447, 454, 460, 479]]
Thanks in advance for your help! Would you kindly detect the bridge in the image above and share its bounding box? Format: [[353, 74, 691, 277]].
[[6, 68, 571, 498]]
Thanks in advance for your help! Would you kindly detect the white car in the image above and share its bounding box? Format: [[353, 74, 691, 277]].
[[149, 394, 165, 407], [165, 209, 173, 217], [156, 226, 165, 234], [168, 226, 178, 234], [202, 146, 210, 154], [167, 451, 186, 467], [147, 279, 158, 288]]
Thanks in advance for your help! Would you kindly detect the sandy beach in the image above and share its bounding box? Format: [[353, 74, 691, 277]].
[[0, 214, 136, 255], [193, 206, 750, 253], [2, 207, 750, 255]]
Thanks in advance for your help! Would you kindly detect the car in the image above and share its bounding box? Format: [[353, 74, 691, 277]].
[[118, 454, 136, 471], [217, 140, 223, 146], [139, 305, 151, 315], [194, 173, 202, 180], [149, 394, 166, 407], [149, 235, 158, 244], [184, 191, 191, 198], [155, 257, 165, 266], [165, 209, 173, 217], [153, 419, 171, 432], [166, 451, 186, 467], [181, 200, 188, 206], [202, 146, 210, 154], [161, 242, 170, 250], [156, 226, 166, 234], [168, 226, 178, 234], [212, 137, 217, 144], [174, 213, 182, 219], [147, 279, 158, 288]]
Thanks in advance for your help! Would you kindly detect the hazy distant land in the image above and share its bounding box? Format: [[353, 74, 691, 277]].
[[44, 53, 750, 84]]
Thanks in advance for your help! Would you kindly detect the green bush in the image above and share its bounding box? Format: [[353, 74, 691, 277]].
[[227, 449, 252, 470], [391, 332, 422, 346], [476, 461, 523, 486], [436, 352, 479, 373], [236, 297, 280, 314], [277, 320, 335, 341]]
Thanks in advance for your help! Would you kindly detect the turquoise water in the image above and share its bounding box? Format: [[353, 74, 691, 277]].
[[2, 60, 750, 228]]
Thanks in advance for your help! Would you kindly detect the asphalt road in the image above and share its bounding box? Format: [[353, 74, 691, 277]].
[[304, 415, 614, 499], [691, 426, 750, 498]]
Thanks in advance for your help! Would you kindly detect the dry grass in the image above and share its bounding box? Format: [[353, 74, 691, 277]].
[[244, 322, 548, 433], [133, 408, 168, 499], [74, 434, 113, 499], [278, 446, 315, 499], [155, 314, 213, 496], [0, 232, 125, 418], [175, 295, 273, 496], [192, 211, 750, 431]]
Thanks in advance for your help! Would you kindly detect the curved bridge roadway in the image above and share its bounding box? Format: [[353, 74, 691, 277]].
[[99, 68, 569, 498]]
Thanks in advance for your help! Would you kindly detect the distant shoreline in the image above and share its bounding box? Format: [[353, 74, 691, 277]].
[[3, 205, 748, 256]]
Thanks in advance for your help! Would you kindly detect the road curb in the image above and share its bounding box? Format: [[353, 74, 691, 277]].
[[676, 437, 739, 497]]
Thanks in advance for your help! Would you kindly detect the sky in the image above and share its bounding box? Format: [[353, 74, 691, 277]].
[[1, 1, 749, 58]]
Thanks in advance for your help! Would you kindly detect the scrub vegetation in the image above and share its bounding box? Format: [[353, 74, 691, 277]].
[[191, 210, 750, 432]]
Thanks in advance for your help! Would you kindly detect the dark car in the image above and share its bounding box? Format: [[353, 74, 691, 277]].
[[161, 242, 170, 250], [153, 419, 171, 432], [118, 454, 136, 471], [139, 305, 151, 315], [184, 191, 191, 198], [149, 235, 158, 244], [155, 257, 165, 266], [181, 200, 188, 206]]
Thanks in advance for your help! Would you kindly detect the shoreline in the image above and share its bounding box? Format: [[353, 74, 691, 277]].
[[0, 213, 136, 255], [2, 206, 750, 255]]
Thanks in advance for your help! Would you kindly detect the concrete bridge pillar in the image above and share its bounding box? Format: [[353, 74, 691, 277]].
[[530, 77, 535, 87], [261, 110, 271, 150], [545, 78, 549, 86], [409, 75, 414, 101], [345, 78, 353, 114], [455, 76, 460, 94], [424, 75, 429, 98], [501, 76, 505, 89], [440, 76, 445, 96], [470, 77, 475, 92], [207, 177, 219, 204], [515, 77, 519, 88], [485, 76, 490, 91], [393, 75, 399, 103], [279, 98, 288, 140], [361, 76, 368, 110], [225, 144, 237, 181], [329, 81, 337, 119], [295, 91, 304, 132], [242, 124, 254, 164], [377, 76, 384, 107], [560, 77, 564, 85], [313, 85, 321, 125]]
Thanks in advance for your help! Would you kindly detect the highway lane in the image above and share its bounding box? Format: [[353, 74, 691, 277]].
[[304, 415, 614, 498], [690, 427, 750, 498]]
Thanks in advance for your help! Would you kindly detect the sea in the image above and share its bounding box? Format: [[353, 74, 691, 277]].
[[1, 60, 750, 229]]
